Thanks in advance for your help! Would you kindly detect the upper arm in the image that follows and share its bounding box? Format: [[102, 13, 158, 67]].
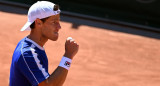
[[17, 49, 49, 86]]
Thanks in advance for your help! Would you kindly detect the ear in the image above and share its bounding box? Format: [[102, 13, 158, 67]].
[[35, 18, 43, 27]]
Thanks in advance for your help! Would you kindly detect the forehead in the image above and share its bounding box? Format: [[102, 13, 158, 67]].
[[48, 14, 60, 21]]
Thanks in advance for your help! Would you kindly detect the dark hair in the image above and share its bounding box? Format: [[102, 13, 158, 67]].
[[30, 4, 59, 29], [54, 4, 59, 11]]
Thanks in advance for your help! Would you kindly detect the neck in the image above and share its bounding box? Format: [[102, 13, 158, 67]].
[[28, 30, 48, 47]]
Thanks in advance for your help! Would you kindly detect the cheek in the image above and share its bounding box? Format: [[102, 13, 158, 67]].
[[42, 26, 53, 37]]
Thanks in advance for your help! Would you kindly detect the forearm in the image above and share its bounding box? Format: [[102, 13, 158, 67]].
[[48, 66, 68, 86], [39, 37, 79, 86], [39, 66, 68, 86]]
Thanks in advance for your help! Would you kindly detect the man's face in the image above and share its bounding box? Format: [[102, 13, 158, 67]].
[[41, 14, 61, 41]]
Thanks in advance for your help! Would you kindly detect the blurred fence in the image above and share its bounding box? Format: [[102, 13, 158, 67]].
[[6, 0, 160, 30]]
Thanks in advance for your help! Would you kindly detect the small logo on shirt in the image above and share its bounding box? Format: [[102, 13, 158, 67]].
[[64, 61, 71, 67]]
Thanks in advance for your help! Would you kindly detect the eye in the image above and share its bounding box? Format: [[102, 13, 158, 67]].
[[52, 21, 56, 24]]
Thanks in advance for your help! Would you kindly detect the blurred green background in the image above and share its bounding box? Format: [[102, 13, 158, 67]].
[[7, 0, 160, 28]]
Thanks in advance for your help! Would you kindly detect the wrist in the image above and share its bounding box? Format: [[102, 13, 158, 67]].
[[59, 56, 72, 70], [64, 53, 73, 59]]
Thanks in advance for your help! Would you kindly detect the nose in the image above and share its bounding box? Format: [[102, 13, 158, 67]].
[[57, 22, 61, 30]]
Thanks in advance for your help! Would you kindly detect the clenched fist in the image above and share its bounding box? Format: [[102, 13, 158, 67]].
[[64, 37, 79, 59]]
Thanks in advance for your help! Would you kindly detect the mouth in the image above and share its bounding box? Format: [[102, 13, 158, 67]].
[[54, 32, 59, 35], [54, 29, 59, 35]]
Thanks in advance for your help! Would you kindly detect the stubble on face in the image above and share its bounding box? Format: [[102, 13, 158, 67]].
[[41, 14, 61, 41]]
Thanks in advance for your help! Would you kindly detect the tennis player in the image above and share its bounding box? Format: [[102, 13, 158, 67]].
[[9, 1, 79, 86]]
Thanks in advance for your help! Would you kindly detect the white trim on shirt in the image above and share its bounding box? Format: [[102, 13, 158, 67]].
[[25, 37, 44, 50], [21, 41, 39, 85], [31, 44, 49, 79]]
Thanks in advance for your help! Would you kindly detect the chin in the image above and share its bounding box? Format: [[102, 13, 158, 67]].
[[50, 37, 58, 41]]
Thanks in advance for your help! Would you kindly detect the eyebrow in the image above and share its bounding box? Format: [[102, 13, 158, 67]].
[[53, 17, 60, 20]]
